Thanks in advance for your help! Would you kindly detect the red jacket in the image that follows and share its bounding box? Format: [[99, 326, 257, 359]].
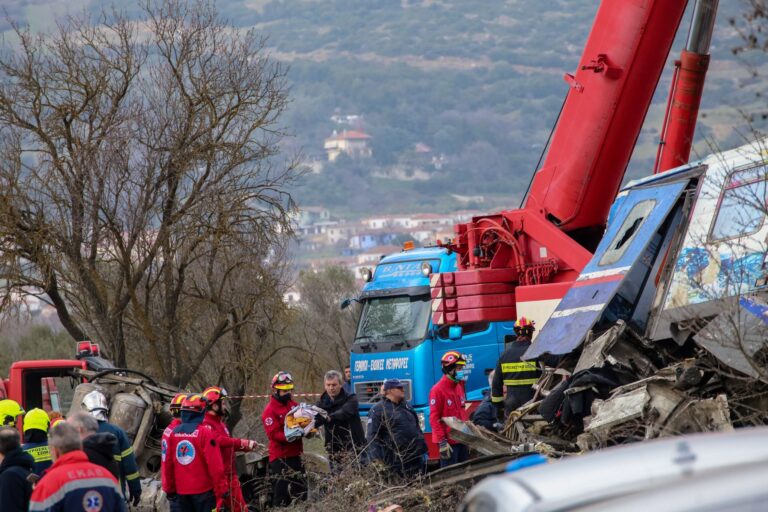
[[261, 396, 302, 462], [161, 421, 228, 498], [429, 375, 468, 445], [203, 413, 251, 474], [29, 450, 124, 511]]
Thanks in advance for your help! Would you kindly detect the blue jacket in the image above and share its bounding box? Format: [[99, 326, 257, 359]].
[[367, 398, 427, 471], [0, 447, 33, 511], [470, 390, 499, 431], [98, 421, 141, 500], [22, 439, 53, 476]]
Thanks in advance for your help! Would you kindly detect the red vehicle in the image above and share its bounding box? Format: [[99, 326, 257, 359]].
[[431, 0, 719, 333], [0, 341, 113, 424]]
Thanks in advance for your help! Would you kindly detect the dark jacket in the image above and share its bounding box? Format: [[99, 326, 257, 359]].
[[98, 420, 141, 500], [0, 447, 34, 511], [83, 432, 120, 479], [471, 390, 499, 431], [316, 389, 365, 458], [367, 397, 427, 473], [491, 338, 541, 415]]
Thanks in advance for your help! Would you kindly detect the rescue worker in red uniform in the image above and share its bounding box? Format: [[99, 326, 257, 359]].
[[202, 386, 260, 512], [429, 351, 470, 468], [161, 394, 229, 512], [261, 371, 307, 507], [491, 317, 542, 419]]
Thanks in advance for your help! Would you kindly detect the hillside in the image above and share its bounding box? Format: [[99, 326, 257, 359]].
[[4, 0, 766, 215]]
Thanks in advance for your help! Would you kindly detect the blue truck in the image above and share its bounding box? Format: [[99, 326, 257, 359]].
[[346, 245, 514, 457]]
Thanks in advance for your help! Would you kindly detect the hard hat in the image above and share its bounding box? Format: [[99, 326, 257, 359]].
[[180, 394, 207, 413], [514, 317, 535, 330], [23, 408, 50, 433], [441, 351, 467, 367], [50, 417, 66, 429], [201, 386, 228, 404], [0, 399, 25, 426], [82, 390, 109, 421], [169, 393, 188, 413], [271, 371, 294, 391]]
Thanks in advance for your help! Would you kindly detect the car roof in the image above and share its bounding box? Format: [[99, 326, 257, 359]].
[[570, 459, 768, 512], [462, 428, 768, 512]]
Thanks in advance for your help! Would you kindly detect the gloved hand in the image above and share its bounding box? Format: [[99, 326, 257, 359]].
[[314, 414, 327, 427], [439, 440, 453, 461], [238, 439, 260, 451], [166, 493, 178, 502], [492, 422, 504, 432]]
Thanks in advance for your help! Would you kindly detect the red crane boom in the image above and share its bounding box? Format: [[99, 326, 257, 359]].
[[432, 0, 717, 328]]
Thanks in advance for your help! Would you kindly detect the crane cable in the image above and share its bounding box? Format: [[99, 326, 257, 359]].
[[518, 93, 568, 208]]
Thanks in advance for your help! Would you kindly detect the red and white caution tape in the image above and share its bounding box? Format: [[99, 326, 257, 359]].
[[227, 392, 322, 400]]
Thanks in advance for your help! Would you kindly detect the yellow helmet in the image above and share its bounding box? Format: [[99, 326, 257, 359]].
[[23, 408, 50, 433], [0, 399, 25, 426]]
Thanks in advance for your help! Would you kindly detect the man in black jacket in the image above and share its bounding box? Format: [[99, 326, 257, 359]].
[[0, 426, 34, 511], [69, 412, 120, 479], [471, 370, 502, 432], [366, 378, 427, 478], [315, 370, 365, 472]]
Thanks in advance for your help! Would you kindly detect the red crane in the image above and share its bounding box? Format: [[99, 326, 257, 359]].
[[431, 0, 719, 329]]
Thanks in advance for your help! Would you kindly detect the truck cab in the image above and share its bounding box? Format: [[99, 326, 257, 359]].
[[349, 246, 514, 457], [0, 341, 114, 426]]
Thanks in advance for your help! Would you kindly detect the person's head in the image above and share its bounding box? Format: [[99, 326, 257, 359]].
[[169, 393, 188, 419], [0, 426, 21, 460], [513, 317, 535, 339], [271, 371, 294, 403], [23, 408, 50, 434], [440, 351, 468, 381], [0, 399, 25, 427], [324, 370, 344, 399], [202, 387, 230, 417], [344, 366, 351, 382], [382, 379, 405, 404], [82, 390, 109, 421], [68, 412, 99, 439], [48, 421, 82, 461]]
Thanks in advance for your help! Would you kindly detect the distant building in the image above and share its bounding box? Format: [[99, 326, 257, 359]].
[[324, 130, 373, 162]]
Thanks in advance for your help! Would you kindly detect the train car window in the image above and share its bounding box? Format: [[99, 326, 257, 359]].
[[599, 199, 656, 266], [710, 166, 767, 241]]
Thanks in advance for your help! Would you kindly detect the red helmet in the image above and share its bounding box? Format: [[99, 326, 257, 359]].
[[170, 393, 188, 413], [180, 394, 207, 413], [514, 317, 535, 331], [441, 351, 467, 367], [201, 386, 228, 404], [271, 371, 294, 391]]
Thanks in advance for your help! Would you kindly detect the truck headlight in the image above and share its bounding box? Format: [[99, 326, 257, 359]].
[[361, 267, 373, 282], [417, 412, 426, 431], [421, 261, 432, 276]]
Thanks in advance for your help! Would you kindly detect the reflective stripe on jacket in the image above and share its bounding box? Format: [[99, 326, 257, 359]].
[[491, 338, 541, 403]]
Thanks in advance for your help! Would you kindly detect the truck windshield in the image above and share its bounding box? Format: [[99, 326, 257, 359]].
[[355, 294, 431, 345]]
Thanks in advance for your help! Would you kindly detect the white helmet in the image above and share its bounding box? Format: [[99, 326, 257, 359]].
[[82, 390, 109, 421]]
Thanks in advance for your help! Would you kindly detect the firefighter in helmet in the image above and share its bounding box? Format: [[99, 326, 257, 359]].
[[21, 408, 52, 475], [429, 351, 470, 467], [491, 317, 541, 419], [0, 399, 25, 427]]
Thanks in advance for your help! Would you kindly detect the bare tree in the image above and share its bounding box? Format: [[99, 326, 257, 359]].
[[0, 0, 299, 390]]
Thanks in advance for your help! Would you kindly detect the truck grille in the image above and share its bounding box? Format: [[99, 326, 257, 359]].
[[355, 380, 412, 404]]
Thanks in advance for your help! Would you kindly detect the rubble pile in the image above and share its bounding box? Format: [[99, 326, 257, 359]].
[[448, 319, 768, 462]]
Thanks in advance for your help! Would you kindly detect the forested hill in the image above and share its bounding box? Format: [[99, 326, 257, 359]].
[[5, 0, 766, 215]]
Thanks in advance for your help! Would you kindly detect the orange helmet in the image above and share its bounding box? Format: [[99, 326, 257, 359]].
[[441, 351, 467, 368], [271, 371, 294, 391], [170, 393, 188, 414], [180, 394, 207, 413]]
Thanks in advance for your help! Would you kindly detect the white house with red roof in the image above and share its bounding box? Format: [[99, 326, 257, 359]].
[[324, 129, 373, 162]]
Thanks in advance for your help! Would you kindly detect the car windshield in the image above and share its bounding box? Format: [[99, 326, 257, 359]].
[[355, 294, 431, 344]]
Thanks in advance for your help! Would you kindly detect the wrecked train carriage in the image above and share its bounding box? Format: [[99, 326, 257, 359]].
[[522, 138, 768, 443]]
